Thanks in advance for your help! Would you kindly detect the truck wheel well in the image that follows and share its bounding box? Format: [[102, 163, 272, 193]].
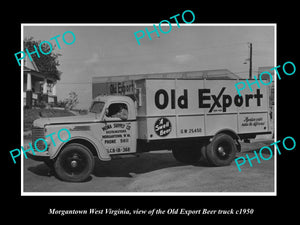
[[61, 139, 98, 157], [215, 129, 239, 141]]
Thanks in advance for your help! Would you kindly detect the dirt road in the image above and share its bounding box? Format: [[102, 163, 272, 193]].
[[23, 139, 274, 193]]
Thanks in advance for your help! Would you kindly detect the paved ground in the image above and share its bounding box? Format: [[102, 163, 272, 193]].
[[23, 139, 275, 193]]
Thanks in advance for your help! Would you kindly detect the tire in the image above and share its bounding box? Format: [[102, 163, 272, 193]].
[[54, 143, 95, 182], [200, 142, 209, 162], [205, 134, 237, 166], [172, 146, 202, 164]]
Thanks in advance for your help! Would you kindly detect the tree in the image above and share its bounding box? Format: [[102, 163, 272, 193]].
[[24, 37, 62, 80], [64, 91, 79, 110]]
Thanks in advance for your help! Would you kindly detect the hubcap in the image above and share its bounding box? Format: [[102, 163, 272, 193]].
[[216, 142, 231, 160], [217, 146, 226, 156], [71, 160, 78, 168], [62, 151, 87, 176]]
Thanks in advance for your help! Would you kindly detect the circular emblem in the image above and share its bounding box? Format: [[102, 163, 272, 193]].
[[154, 117, 172, 137]]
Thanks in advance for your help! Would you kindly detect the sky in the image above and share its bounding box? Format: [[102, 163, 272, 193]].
[[23, 24, 275, 109]]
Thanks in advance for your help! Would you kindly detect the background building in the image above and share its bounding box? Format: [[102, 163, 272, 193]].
[[23, 56, 58, 108]]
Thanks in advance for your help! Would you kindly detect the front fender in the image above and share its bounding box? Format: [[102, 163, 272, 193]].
[[48, 129, 111, 161]]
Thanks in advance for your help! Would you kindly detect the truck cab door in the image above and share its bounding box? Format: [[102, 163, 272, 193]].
[[99, 101, 137, 155]]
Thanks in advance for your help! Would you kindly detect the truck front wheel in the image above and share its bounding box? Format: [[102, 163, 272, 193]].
[[54, 143, 95, 182], [172, 146, 202, 164], [205, 133, 237, 166]]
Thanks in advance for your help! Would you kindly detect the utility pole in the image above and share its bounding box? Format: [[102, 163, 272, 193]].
[[249, 42, 253, 79]]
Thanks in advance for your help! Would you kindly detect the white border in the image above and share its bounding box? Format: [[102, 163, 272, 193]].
[[21, 23, 277, 196]]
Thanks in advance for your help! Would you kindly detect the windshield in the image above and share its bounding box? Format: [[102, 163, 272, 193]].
[[90, 101, 105, 114]]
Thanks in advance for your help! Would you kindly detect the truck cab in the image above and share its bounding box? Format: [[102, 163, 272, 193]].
[[30, 95, 137, 182]]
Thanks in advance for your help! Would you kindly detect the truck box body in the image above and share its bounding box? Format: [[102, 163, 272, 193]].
[[92, 75, 270, 141], [135, 79, 269, 140]]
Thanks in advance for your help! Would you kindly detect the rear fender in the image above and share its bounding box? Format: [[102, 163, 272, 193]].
[[214, 128, 240, 141], [214, 128, 241, 152]]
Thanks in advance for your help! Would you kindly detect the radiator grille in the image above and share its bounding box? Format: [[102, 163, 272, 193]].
[[32, 127, 46, 151]]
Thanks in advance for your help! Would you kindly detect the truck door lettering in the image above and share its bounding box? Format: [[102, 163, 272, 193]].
[[102, 124, 112, 131]]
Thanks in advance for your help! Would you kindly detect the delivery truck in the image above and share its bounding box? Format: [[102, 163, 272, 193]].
[[29, 73, 271, 182]]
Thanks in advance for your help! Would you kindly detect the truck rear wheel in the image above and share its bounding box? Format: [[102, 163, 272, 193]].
[[205, 133, 237, 166], [172, 147, 202, 164], [54, 143, 95, 182]]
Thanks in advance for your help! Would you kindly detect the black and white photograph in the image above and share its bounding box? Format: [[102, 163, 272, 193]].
[[20, 24, 276, 194], [4, 5, 298, 220]]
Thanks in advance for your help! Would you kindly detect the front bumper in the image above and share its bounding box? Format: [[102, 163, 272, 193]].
[[26, 149, 50, 162]]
